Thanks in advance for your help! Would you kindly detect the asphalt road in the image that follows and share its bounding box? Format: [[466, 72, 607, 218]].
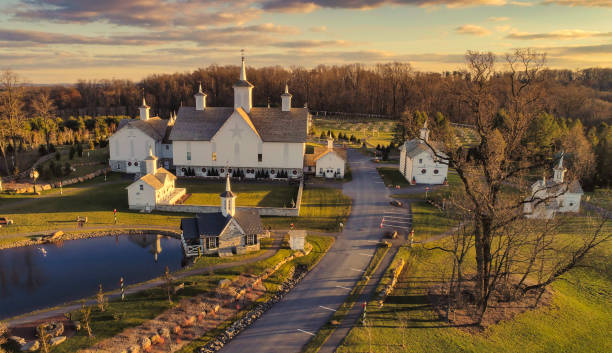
[[220, 150, 410, 353]]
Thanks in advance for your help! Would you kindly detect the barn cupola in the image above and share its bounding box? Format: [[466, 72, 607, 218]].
[[220, 173, 236, 217], [144, 147, 157, 175], [419, 119, 430, 142], [139, 96, 150, 121], [327, 137, 334, 150], [194, 83, 207, 111], [233, 54, 254, 113], [553, 153, 567, 183], [281, 83, 292, 112]]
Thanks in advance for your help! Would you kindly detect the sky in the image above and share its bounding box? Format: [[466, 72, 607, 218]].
[[0, 0, 610, 84]]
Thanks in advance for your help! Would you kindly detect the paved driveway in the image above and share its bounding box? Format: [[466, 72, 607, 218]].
[[221, 150, 409, 353]]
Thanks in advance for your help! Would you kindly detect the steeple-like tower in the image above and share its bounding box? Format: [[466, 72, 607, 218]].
[[139, 95, 150, 121], [145, 147, 157, 175], [281, 83, 292, 112], [419, 119, 430, 142], [553, 153, 567, 183], [194, 83, 207, 111], [220, 173, 236, 217], [233, 52, 254, 113]]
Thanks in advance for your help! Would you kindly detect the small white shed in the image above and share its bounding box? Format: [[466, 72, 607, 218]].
[[288, 230, 307, 251]]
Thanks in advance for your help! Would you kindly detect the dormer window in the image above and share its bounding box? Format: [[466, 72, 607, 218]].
[[419, 158, 423, 164]]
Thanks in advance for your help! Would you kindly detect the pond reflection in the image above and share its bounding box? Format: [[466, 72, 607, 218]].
[[0, 234, 184, 319]]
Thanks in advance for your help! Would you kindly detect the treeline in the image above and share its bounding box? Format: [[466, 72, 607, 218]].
[[20, 64, 612, 126]]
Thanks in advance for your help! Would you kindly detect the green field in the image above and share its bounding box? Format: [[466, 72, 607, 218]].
[[263, 186, 351, 231], [337, 215, 612, 353], [178, 180, 299, 208], [312, 118, 397, 147], [376, 167, 410, 187], [585, 187, 612, 211]]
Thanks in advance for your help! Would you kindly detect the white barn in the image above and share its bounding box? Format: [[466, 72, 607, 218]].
[[170, 59, 309, 179], [126, 148, 185, 210], [304, 138, 347, 178], [109, 98, 174, 174], [523, 155, 583, 219], [399, 122, 448, 185]]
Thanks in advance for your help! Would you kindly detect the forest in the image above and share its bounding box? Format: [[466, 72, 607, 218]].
[[0, 61, 610, 187]]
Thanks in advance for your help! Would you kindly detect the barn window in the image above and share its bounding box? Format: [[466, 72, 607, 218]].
[[569, 202, 574, 206], [258, 153, 263, 162], [186, 151, 191, 161], [139, 184, 143, 191], [421, 169, 426, 174], [206, 237, 219, 249], [212, 152, 217, 161], [419, 158, 423, 164], [245, 234, 257, 245], [128, 162, 132, 166], [134, 162, 138, 166], [165, 145, 169, 150], [434, 169, 439, 174]]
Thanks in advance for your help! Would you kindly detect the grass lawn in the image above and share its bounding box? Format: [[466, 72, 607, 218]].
[[262, 186, 352, 232], [35, 146, 109, 183], [337, 217, 612, 353], [0, 174, 187, 240], [178, 180, 299, 208], [312, 118, 397, 148], [410, 201, 458, 242], [585, 187, 612, 211], [377, 167, 410, 188]]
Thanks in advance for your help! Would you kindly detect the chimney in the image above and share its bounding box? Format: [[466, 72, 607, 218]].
[[419, 119, 430, 142], [194, 83, 206, 111], [144, 147, 157, 175], [139, 96, 150, 121], [281, 83, 292, 112]]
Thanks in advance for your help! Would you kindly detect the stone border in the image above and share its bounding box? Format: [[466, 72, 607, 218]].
[[0, 228, 180, 250], [3, 166, 111, 193]]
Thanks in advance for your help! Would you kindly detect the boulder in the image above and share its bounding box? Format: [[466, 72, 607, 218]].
[[50, 336, 66, 346], [158, 327, 171, 339], [128, 345, 140, 353], [20, 341, 40, 352], [182, 315, 196, 327], [9, 336, 26, 345], [139, 336, 151, 349], [150, 334, 163, 345]]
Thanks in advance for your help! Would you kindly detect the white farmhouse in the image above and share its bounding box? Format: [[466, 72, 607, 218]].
[[109, 97, 175, 174], [523, 155, 583, 219], [304, 138, 347, 178], [399, 121, 448, 184], [170, 58, 309, 180], [126, 148, 185, 210]]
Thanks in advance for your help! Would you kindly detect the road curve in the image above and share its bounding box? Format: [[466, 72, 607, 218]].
[[220, 150, 405, 353]]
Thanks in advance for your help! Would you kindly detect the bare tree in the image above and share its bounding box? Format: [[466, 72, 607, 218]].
[[32, 91, 58, 151], [164, 266, 174, 305], [79, 301, 93, 338], [0, 321, 8, 353], [420, 49, 604, 323], [37, 324, 51, 353], [0, 70, 26, 173]]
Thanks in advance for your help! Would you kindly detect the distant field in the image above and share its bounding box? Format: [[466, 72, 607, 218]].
[[178, 180, 299, 208], [312, 118, 397, 147], [585, 187, 612, 211]]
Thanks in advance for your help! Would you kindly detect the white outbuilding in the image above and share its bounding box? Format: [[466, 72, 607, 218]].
[[126, 148, 185, 211], [523, 154, 583, 219], [399, 121, 448, 185], [109, 97, 175, 174], [304, 138, 347, 178]]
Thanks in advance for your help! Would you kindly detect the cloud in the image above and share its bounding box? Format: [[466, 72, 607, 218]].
[[310, 25, 328, 32], [14, 0, 262, 28], [542, 0, 612, 7], [262, 0, 509, 13], [488, 16, 510, 21], [273, 39, 351, 48], [546, 43, 612, 55], [455, 24, 491, 36], [507, 29, 612, 40]]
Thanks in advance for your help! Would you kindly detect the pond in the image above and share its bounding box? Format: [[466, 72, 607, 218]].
[[0, 234, 184, 320]]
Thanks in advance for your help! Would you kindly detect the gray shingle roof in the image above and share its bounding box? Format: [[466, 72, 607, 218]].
[[180, 209, 264, 240], [401, 139, 445, 158], [117, 117, 170, 141], [169, 106, 308, 143]]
